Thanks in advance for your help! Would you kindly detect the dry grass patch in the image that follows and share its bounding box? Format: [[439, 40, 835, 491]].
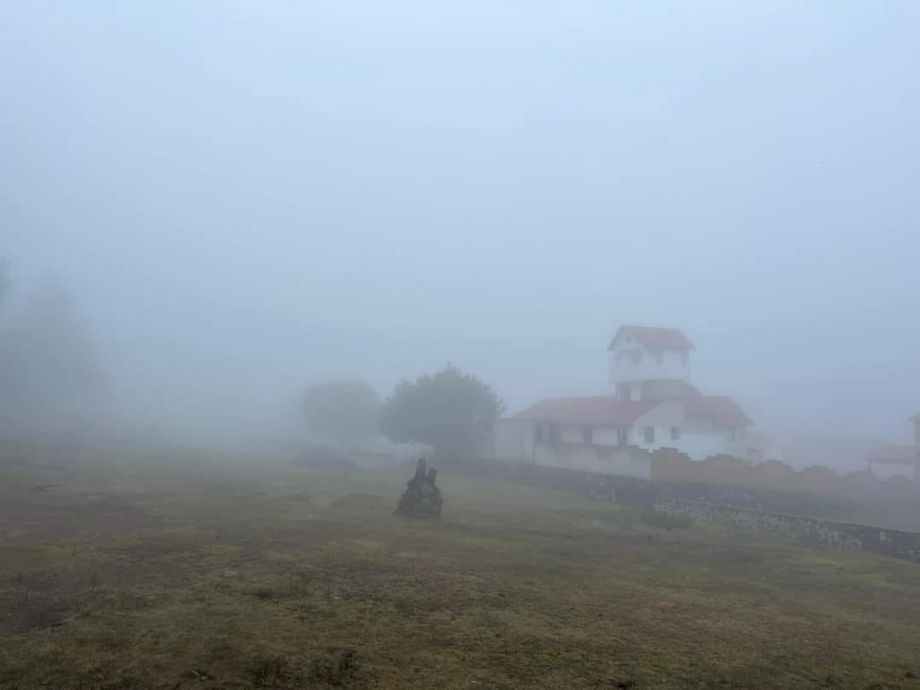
[[2, 445, 920, 688]]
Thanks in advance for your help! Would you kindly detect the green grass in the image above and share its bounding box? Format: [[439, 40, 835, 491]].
[[2, 443, 920, 688]]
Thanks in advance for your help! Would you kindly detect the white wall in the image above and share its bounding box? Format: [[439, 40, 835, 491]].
[[561, 425, 584, 444], [629, 401, 682, 452], [533, 442, 651, 479], [625, 402, 754, 462], [483, 405, 752, 473], [609, 344, 690, 387], [484, 418, 535, 463], [483, 419, 651, 478], [593, 426, 622, 446]]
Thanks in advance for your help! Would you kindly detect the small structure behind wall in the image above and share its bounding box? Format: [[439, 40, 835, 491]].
[[867, 414, 920, 488]]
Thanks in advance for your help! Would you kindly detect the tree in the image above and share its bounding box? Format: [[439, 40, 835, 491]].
[[302, 381, 380, 447], [380, 364, 504, 462], [0, 278, 103, 432]]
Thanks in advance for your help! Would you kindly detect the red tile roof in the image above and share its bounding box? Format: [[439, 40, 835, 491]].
[[514, 392, 752, 429], [514, 396, 659, 427], [608, 325, 694, 351], [684, 394, 752, 429]]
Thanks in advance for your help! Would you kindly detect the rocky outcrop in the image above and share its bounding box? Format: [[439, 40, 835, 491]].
[[396, 458, 443, 518]]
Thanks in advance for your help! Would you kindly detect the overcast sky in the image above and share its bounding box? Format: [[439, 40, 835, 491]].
[[2, 1, 919, 441]]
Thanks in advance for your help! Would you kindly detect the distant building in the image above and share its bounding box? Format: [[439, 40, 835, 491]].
[[781, 435, 886, 473], [867, 413, 920, 484], [482, 326, 755, 475]]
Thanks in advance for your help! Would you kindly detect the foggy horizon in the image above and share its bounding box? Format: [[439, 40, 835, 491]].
[[3, 1, 919, 445]]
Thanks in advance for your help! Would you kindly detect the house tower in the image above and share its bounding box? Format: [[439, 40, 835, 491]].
[[608, 325, 693, 402]]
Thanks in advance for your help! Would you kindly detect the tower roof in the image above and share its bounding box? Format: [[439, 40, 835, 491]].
[[608, 325, 694, 351]]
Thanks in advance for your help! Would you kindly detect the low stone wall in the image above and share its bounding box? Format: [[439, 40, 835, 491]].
[[450, 458, 920, 564], [650, 449, 919, 502], [448, 458, 655, 504], [653, 499, 920, 563], [454, 458, 860, 515]]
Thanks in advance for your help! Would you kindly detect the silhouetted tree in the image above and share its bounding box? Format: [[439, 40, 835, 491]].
[[380, 364, 504, 462], [302, 381, 379, 447], [0, 279, 103, 432]]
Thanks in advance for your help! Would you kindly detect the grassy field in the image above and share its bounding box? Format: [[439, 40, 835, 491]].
[[2, 444, 920, 689]]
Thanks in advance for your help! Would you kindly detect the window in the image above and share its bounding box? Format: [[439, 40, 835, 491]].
[[681, 352, 688, 366], [670, 426, 681, 441], [728, 428, 736, 442], [548, 424, 560, 445], [617, 428, 628, 445], [534, 423, 545, 444], [582, 426, 593, 445], [644, 427, 655, 444], [655, 351, 663, 365]]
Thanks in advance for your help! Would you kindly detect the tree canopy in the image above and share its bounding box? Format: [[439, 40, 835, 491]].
[[302, 380, 380, 447], [0, 278, 103, 433], [380, 364, 504, 461]]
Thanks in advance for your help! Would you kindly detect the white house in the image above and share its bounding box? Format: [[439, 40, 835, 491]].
[[482, 325, 755, 475]]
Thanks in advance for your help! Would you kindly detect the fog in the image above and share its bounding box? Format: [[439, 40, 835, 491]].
[[3, 1, 919, 448]]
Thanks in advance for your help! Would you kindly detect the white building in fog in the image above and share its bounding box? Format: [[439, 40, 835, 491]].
[[483, 325, 755, 475]]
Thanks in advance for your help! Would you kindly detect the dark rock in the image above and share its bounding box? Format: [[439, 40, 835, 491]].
[[396, 458, 443, 518]]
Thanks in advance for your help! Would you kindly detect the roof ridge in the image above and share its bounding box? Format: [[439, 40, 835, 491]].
[[609, 325, 694, 351]]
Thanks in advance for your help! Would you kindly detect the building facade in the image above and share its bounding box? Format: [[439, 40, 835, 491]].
[[482, 326, 755, 475]]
